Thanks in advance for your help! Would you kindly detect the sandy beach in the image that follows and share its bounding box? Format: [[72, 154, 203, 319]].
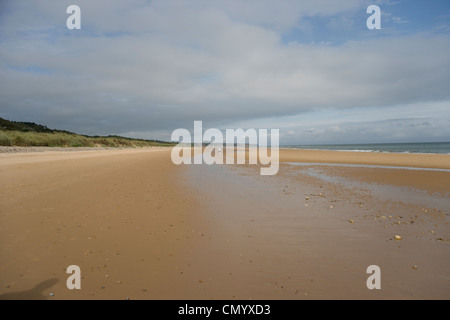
[[0, 147, 449, 299], [279, 148, 450, 170]]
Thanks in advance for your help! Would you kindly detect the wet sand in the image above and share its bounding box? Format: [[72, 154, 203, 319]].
[[0, 148, 449, 299], [182, 153, 450, 299]]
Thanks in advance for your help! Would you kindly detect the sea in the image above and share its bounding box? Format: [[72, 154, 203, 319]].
[[282, 142, 450, 154]]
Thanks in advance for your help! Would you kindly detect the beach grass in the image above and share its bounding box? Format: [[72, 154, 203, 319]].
[[0, 130, 175, 148], [0, 117, 175, 148]]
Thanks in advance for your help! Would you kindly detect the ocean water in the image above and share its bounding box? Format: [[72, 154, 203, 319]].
[[282, 142, 450, 154]]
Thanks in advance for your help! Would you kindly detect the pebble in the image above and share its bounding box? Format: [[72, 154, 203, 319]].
[[349, 220, 355, 224], [305, 197, 309, 200], [412, 266, 419, 270], [394, 235, 402, 241]]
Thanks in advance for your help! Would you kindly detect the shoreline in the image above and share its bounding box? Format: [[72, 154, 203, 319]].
[[2, 145, 450, 169]]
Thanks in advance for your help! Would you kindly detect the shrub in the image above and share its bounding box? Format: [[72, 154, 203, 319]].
[[0, 132, 12, 146]]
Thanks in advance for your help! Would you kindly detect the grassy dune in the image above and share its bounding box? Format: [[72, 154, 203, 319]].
[[0, 118, 174, 148]]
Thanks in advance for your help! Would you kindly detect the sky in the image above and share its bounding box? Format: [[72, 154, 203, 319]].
[[0, 0, 449, 145]]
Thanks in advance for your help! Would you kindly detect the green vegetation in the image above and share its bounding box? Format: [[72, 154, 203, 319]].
[[0, 117, 175, 148]]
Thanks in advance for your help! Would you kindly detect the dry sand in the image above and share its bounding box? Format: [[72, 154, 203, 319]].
[[0, 148, 202, 299], [279, 148, 450, 170], [0, 147, 449, 299]]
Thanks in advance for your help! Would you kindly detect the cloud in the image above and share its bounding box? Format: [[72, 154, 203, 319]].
[[290, 118, 447, 144], [271, 100, 450, 144], [0, 0, 449, 144]]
